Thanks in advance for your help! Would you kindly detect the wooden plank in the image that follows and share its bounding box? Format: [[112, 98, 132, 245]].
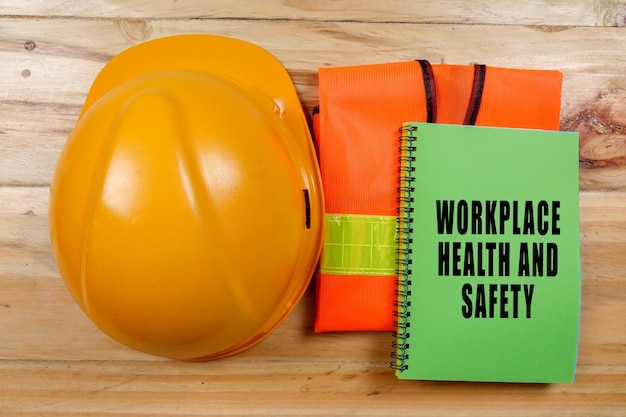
[[1, 360, 625, 416], [1, 18, 625, 188], [0, 187, 56, 279], [0, 0, 625, 26]]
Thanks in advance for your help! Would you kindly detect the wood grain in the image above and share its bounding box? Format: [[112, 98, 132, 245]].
[[1, 0, 626, 26], [2, 18, 626, 188], [1, 2, 625, 415], [2, 361, 626, 417]]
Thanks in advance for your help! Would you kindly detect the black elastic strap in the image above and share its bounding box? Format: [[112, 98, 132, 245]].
[[417, 60, 437, 123], [463, 64, 486, 125]]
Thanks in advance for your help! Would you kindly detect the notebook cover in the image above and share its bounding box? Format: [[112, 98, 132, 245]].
[[393, 122, 581, 383]]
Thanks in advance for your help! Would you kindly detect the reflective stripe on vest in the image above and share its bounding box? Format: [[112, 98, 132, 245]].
[[320, 214, 397, 276]]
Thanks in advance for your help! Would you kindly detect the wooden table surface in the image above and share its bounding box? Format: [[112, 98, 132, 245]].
[[2, 1, 626, 415]]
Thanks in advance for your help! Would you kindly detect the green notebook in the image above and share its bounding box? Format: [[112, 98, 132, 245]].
[[392, 122, 581, 383]]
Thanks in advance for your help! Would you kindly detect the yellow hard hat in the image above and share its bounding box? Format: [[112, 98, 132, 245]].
[[49, 35, 324, 360]]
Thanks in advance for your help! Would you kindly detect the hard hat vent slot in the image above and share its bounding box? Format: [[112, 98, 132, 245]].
[[303, 189, 311, 229]]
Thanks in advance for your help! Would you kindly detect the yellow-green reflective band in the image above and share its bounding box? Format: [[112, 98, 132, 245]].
[[320, 214, 397, 275]]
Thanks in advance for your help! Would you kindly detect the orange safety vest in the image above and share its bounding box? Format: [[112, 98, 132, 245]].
[[313, 60, 562, 332]]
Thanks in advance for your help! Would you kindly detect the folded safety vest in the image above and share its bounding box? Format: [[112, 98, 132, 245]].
[[313, 60, 562, 332]]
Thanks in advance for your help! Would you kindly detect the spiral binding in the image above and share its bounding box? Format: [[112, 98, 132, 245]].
[[390, 123, 418, 373]]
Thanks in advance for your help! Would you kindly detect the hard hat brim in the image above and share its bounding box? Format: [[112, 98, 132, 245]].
[[82, 35, 304, 134]]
